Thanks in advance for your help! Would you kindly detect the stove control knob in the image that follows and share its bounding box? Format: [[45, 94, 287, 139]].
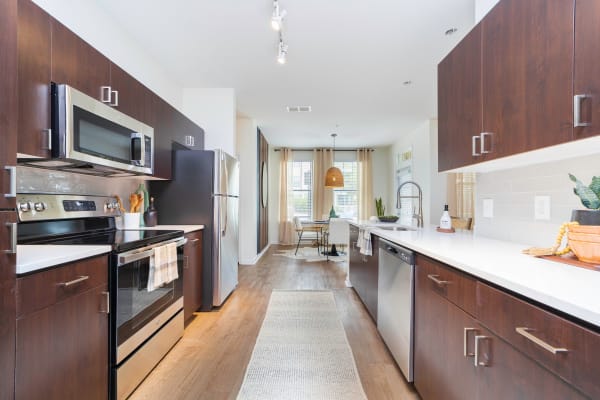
[[19, 202, 32, 212], [106, 202, 114, 210], [34, 202, 47, 212]]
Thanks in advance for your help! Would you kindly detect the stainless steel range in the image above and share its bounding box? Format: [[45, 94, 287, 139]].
[[17, 194, 186, 399]]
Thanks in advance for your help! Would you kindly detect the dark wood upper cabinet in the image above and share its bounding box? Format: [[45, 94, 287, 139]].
[[0, 0, 18, 210], [481, 0, 574, 160], [438, 23, 483, 171], [109, 63, 156, 127], [574, 0, 600, 139], [17, 0, 52, 159], [183, 230, 203, 322], [51, 19, 110, 101]]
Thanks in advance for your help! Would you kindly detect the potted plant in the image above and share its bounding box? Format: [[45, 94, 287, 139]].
[[375, 197, 399, 223], [569, 174, 600, 225]]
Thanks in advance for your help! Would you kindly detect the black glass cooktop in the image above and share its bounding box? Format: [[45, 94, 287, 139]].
[[40, 229, 184, 252]]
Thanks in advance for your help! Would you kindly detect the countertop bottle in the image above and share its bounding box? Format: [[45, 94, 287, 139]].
[[144, 197, 158, 227], [440, 204, 452, 229]]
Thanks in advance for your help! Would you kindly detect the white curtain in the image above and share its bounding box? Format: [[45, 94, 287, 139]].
[[357, 149, 374, 221], [278, 148, 295, 244], [313, 148, 334, 220]]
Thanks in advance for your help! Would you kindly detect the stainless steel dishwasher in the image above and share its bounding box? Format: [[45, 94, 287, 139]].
[[377, 238, 415, 382]]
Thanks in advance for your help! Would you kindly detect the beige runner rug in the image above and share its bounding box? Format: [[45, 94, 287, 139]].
[[236, 290, 368, 400]]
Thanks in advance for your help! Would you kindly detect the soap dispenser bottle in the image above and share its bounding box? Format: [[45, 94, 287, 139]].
[[440, 204, 452, 229]]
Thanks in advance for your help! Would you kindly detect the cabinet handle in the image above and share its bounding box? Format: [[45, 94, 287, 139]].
[[110, 90, 119, 107], [185, 135, 195, 147], [4, 222, 17, 254], [574, 94, 591, 127], [43, 129, 52, 151], [101, 86, 112, 103], [464, 327, 478, 357], [515, 327, 568, 354], [183, 255, 189, 269], [474, 335, 491, 367], [60, 275, 90, 287], [4, 166, 16, 198], [480, 132, 492, 154], [190, 238, 200, 243], [427, 274, 450, 286], [471, 135, 480, 157], [100, 291, 110, 314]]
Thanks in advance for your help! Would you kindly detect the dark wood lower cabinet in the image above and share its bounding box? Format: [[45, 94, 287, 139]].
[[415, 254, 592, 400], [15, 256, 109, 400], [0, 212, 17, 400], [348, 226, 378, 321], [183, 230, 203, 322]]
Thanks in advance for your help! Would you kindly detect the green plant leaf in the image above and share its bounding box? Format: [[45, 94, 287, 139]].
[[589, 176, 600, 198], [571, 175, 600, 209]]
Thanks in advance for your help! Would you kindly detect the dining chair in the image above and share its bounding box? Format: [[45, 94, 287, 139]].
[[293, 216, 322, 255], [324, 218, 349, 258], [451, 216, 473, 230]]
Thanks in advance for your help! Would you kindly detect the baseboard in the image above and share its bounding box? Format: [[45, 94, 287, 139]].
[[239, 243, 272, 265]]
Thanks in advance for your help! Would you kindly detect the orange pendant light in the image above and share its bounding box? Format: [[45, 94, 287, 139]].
[[325, 133, 344, 188]]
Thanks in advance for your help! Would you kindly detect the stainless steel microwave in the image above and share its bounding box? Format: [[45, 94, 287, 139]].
[[21, 84, 154, 177]]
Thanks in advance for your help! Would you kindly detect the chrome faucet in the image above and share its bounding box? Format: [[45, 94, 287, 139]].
[[396, 181, 424, 228]]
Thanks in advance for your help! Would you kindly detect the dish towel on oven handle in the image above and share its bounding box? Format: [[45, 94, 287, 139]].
[[357, 228, 373, 256], [147, 242, 179, 292]]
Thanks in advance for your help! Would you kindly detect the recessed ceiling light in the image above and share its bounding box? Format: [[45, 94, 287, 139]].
[[445, 28, 458, 36], [403, 80, 412, 86]]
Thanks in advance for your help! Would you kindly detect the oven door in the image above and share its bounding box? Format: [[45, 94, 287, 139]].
[[111, 236, 186, 364]]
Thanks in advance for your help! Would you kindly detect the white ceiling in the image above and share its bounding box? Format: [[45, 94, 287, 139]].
[[96, 0, 475, 148]]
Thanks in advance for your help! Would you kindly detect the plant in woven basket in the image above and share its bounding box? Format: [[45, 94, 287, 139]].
[[569, 174, 600, 226]]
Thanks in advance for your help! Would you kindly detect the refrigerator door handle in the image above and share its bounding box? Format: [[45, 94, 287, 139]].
[[221, 195, 228, 237]]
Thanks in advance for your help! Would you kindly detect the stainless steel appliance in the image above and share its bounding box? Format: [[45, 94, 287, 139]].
[[16, 194, 185, 399], [19, 84, 154, 177], [377, 238, 415, 382], [151, 149, 239, 308]]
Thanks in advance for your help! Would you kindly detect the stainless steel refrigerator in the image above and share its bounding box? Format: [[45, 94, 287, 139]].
[[150, 149, 239, 309]]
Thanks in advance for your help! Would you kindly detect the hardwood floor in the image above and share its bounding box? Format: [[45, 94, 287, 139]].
[[130, 245, 420, 400]]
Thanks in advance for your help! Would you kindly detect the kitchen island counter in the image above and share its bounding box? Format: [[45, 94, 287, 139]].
[[368, 224, 600, 329]]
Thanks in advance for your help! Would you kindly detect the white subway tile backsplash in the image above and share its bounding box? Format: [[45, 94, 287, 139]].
[[475, 153, 600, 247]]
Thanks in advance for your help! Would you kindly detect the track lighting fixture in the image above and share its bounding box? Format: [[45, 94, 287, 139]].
[[277, 35, 288, 64], [271, 0, 287, 31]]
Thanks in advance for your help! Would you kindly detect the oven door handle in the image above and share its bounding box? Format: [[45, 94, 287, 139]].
[[117, 237, 187, 266]]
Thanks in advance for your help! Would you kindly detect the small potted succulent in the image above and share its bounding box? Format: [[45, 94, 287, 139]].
[[569, 174, 600, 225], [375, 197, 399, 223]]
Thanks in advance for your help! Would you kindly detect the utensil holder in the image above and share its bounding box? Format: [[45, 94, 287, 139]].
[[123, 213, 141, 229]]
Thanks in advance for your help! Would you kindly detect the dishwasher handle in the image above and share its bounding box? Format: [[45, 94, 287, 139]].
[[379, 238, 414, 265]]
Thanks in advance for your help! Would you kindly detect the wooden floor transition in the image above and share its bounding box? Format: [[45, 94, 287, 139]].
[[130, 245, 420, 400]]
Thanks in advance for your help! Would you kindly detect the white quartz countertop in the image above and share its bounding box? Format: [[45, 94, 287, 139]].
[[359, 223, 600, 328], [17, 245, 111, 275], [138, 225, 204, 233]]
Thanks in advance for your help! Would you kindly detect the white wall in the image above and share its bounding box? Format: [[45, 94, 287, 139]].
[[475, 153, 600, 247], [475, 0, 500, 22], [236, 117, 258, 264], [182, 89, 237, 155], [32, 0, 182, 110], [268, 147, 281, 244], [388, 119, 446, 227], [371, 147, 390, 217]]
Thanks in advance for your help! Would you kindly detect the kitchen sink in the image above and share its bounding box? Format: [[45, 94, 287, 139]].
[[376, 226, 414, 231]]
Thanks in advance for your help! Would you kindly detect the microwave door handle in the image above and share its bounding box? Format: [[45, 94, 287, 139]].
[[130, 132, 144, 166]]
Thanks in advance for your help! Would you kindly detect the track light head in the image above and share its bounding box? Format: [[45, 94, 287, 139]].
[[277, 39, 288, 64], [271, 1, 286, 31]]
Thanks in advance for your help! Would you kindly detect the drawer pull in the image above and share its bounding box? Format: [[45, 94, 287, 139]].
[[427, 274, 450, 286], [190, 238, 200, 243], [515, 327, 568, 354], [474, 335, 491, 367], [464, 327, 478, 357], [60, 275, 90, 287], [100, 291, 110, 314]]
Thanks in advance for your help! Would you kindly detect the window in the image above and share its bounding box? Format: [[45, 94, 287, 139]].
[[333, 161, 358, 218], [290, 161, 312, 220]]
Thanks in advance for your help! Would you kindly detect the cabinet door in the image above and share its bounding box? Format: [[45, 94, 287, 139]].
[[481, 0, 574, 159], [51, 19, 110, 101], [153, 98, 176, 179], [15, 284, 109, 400], [109, 63, 156, 126], [0, 212, 17, 400], [17, 0, 52, 158], [438, 23, 483, 171], [476, 325, 587, 400], [183, 231, 203, 321], [0, 0, 17, 210], [414, 262, 478, 400], [574, 0, 600, 139]]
